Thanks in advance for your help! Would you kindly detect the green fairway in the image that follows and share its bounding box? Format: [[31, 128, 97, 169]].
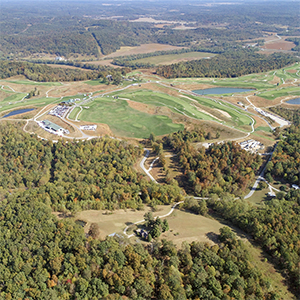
[[0, 97, 60, 113], [255, 126, 272, 133], [258, 86, 300, 100], [1, 80, 62, 86], [111, 89, 221, 122], [68, 107, 81, 120], [110, 89, 253, 131], [79, 98, 184, 138]]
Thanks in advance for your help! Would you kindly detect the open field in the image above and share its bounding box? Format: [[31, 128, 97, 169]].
[[132, 51, 216, 65], [69, 205, 294, 299], [74, 205, 174, 239], [104, 43, 186, 58], [79, 97, 184, 138]]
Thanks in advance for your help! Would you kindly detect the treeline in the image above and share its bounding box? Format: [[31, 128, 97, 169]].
[[0, 61, 126, 83], [163, 130, 262, 197], [1, 32, 99, 58], [269, 106, 300, 126], [0, 123, 184, 212], [265, 124, 300, 185], [0, 193, 279, 299], [208, 187, 300, 294], [156, 51, 298, 78], [286, 37, 300, 52]]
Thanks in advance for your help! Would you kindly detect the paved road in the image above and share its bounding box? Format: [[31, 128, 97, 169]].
[[139, 149, 158, 183], [244, 143, 278, 199]]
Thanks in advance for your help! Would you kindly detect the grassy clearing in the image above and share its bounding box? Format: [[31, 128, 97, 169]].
[[80, 97, 183, 138], [133, 52, 216, 65], [74, 204, 174, 239]]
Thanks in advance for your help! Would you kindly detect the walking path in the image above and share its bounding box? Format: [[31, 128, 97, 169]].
[[123, 201, 184, 238]]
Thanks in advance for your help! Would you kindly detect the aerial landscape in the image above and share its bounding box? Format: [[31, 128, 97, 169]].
[[0, 0, 299, 299]]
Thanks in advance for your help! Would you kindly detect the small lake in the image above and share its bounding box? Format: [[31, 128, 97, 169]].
[[193, 87, 254, 95], [2, 108, 35, 118], [286, 98, 300, 105]]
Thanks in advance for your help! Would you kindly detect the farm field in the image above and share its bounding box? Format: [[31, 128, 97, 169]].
[[104, 43, 185, 58], [79, 97, 184, 138], [132, 51, 216, 65]]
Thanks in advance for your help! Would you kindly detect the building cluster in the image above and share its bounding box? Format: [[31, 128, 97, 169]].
[[38, 120, 69, 136], [239, 139, 264, 152], [135, 228, 148, 240], [49, 105, 71, 118]]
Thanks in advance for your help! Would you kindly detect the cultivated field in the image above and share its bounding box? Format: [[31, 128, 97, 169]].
[[132, 51, 216, 65], [104, 43, 186, 58]]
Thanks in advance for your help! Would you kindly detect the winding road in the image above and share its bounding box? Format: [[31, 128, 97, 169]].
[[123, 201, 184, 238]]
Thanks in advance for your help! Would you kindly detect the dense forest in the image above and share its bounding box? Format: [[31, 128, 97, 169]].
[[269, 106, 300, 126], [0, 123, 184, 212], [0, 192, 279, 300], [156, 51, 298, 78], [1, 0, 299, 59], [0, 61, 126, 83], [162, 131, 262, 197]]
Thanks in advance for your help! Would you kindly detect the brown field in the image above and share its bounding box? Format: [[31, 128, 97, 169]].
[[104, 43, 186, 58], [160, 210, 225, 246], [263, 40, 295, 51]]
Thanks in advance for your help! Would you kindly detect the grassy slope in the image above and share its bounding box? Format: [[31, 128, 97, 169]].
[[79, 97, 184, 138]]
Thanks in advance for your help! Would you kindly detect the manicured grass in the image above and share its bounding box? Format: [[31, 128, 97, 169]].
[[259, 86, 300, 100], [133, 52, 216, 65], [68, 107, 81, 120], [112, 89, 220, 122], [186, 94, 253, 129], [1, 92, 27, 103], [84, 79, 105, 86], [255, 126, 272, 132], [79, 97, 184, 138], [0, 97, 60, 113], [1, 80, 62, 86]]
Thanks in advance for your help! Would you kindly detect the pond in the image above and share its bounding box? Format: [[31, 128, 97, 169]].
[[193, 87, 254, 95], [286, 98, 300, 105], [2, 108, 35, 118]]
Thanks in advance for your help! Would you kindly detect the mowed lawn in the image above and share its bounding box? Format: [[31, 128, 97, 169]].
[[79, 97, 184, 138], [259, 86, 300, 100], [0, 95, 60, 113], [133, 52, 216, 65], [112, 89, 221, 122]]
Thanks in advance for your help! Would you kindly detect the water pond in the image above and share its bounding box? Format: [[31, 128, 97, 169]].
[[286, 98, 300, 105], [2, 108, 35, 118], [193, 87, 254, 95]]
